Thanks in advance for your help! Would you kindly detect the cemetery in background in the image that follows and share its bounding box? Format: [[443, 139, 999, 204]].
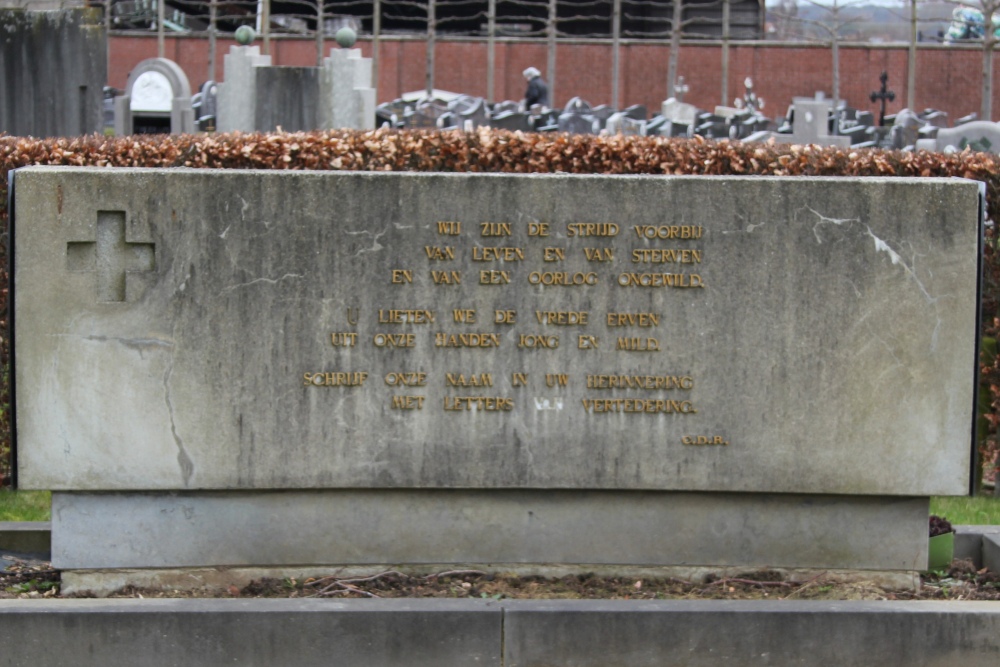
[[1, 0, 998, 122]]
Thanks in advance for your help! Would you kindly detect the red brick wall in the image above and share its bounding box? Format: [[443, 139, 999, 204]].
[[109, 35, 1000, 123]]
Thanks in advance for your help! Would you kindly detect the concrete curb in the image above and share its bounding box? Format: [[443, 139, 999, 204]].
[[0, 599, 999, 667]]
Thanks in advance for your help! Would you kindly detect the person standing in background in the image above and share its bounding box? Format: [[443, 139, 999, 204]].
[[522, 67, 549, 110]]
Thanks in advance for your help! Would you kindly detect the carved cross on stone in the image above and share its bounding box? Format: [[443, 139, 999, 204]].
[[66, 211, 156, 302]]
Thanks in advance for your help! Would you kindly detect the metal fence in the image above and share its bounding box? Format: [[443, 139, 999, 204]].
[[77, 0, 762, 106]]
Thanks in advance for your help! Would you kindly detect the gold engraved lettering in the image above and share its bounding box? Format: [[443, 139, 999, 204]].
[[481, 222, 512, 236], [631, 249, 703, 264], [616, 337, 661, 352], [303, 371, 369, 387], [545, 373, 569, 387], [378, 309, 435, 324], [453, 309, 476, 323], [472, 247, 525, 261], [434, 332, 502, 348], [583, 248, 614, 262], [431, 270, 462, 285], [518, 334, 560, 349], [606, 312, 660, 327], [391, 395, 426, 410], [443, 396, 514, 411], [578, 335, 599, 349], [543, 247, 565, 262], [585, 375, 693, 390], [373, 333, 416, 348], [391, 269, 413, 284], [437, 221, 462, 235], [528, 222, 550, 237], [512, 372, 529, 386], [494, 310, 516, 324], [683, 435, 729, 446], [566, 223, 619, 237], [528, 271, 597, 286], [480, 270, 511, 285], [346, 307, 359, 325], [631, 225, 704, 240], [534, 310, 589, 326], [446, 373, 495, 387], [617, 273, 705, 288], [384, 372, 428, 386], [580, 398, 697, 414], [424, 246, 456, 260], [330, 332, 358, 347]]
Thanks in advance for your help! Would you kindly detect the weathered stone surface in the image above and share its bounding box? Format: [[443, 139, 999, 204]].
[[49, 491, 928, 570], [503, 600, 1000, 667], [2, 599, 1000, 667], [12, 169, 980, 495], [0, 599, 503, 667], [0, 9, 106, 138]]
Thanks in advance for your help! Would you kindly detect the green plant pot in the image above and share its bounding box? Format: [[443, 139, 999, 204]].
[[928, 532, 955, 570]]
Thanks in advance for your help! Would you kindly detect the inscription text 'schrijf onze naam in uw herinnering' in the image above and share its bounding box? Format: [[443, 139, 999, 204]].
[[304, 219, 725, 447]]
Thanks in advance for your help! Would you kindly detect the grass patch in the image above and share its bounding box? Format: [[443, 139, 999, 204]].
[[0, 490, 51, 522], [931, 495, 1000, 525]]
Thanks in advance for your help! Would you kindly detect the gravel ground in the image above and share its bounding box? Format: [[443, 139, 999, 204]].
[[3, 558, 999, 601]]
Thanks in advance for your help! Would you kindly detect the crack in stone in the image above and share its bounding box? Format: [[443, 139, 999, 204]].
[[807, 206, 858, 244], [52, 334, 175, 360], [163, 357, 194, 487], [218, 273, 304, 296], [345, 228, 386, 256], [805, 207, 949, 351]]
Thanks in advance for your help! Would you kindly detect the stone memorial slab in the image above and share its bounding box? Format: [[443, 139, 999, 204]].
[[12, 169, 980, 498]]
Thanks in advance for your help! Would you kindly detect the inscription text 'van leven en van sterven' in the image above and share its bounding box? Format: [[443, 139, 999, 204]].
[[302, 220, 725, 446]]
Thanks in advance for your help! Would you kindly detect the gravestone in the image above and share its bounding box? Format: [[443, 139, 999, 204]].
[[320, 47, 376, 131], [915, 120, 1000, 154], [605, 112, 645, 136], [660, 98, 698, 134], [773, 98, 850, 148], [10, 168, 980, 592], [491, 111, 532, 132], [217, 45, 374, 133], [450, 96, 490, 130], [192, 81, 218, 132], [0, 8, 106, 138], [216, 45, 271, 132], [558, 99, 599, 134], [404, 100, 448, 129], [114, 58, 195, 135]]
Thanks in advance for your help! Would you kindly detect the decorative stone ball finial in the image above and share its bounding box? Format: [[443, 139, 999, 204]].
[[235, 25, 256, 46], [336, 27, 357, 48]]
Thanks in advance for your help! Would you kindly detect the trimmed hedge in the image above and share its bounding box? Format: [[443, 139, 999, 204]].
[[1, 128, 999, 488]]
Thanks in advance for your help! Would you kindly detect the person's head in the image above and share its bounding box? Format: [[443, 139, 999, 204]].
[[523, 67, 541, 81]]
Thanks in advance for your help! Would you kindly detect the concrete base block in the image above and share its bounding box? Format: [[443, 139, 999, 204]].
[[52, 491, 928, 573], [1, 599, 1000, 667], [0, 521, 51, 555]]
